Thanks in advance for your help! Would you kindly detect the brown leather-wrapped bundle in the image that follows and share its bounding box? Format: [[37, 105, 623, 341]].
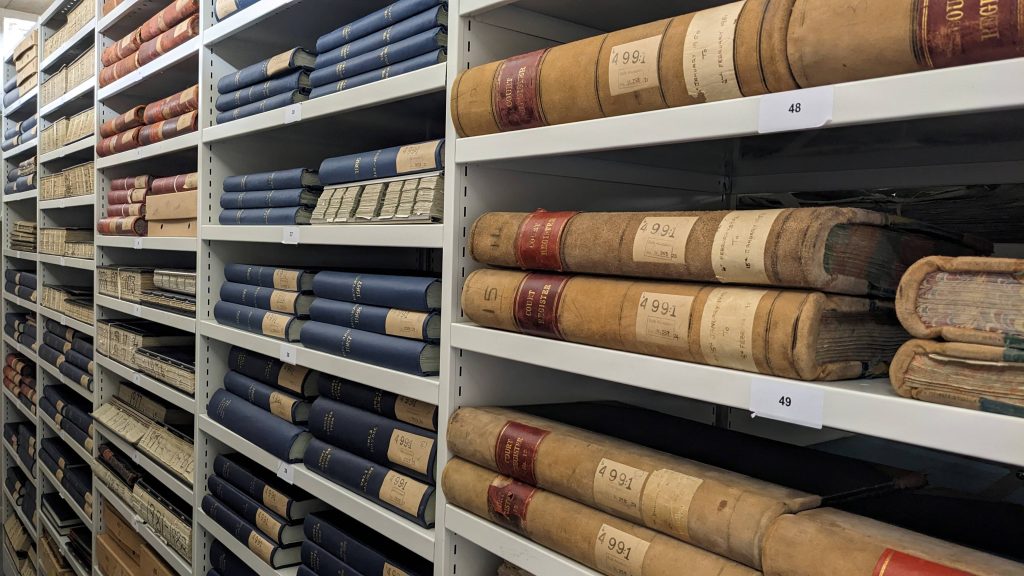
[[448, 407, 819, 568], [139, 0, 199, 43], [138, 111, 197, 146], [137, 15, 199, 67], [462, 268, 907, 381], [443, 459, 761, 576], [111, 175, 152, 191], [96, 127, 141, 157], [890, 339, 1024, 416], [99, 106, 146, 138], [470, 209, 989, 298], [97, 216, 147, 236], [99, 53, 141, 87], [101, 29, 143, 67], [151, 173, 198, 195], [787, 0, 1024, 88], [762, 508, 1024, 576], [143, 85, 198, 125]]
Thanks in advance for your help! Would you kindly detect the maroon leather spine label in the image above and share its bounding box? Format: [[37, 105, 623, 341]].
[[494, 420, 550, 485], [874, 549, 973, 576], [487, 476, 537, 533], [917, 0, 1022, 68], [515, 210, 578, 271], [513, 273, 570, 339], [492, 49, 547, 132]]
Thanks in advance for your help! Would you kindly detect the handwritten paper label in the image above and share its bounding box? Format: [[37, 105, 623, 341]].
[[593, 459, 648, 520], [632, 216, 697, 264], [594, 524, 650, 576], [608, 35, 662, 96]]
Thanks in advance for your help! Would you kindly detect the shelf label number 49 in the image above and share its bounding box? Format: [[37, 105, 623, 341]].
[[750, 379, 825, 429], [758, 86, 834, 134]]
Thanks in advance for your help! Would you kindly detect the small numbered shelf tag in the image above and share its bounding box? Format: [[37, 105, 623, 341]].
[[283, 104, 302, 124], [58, 314, 66, 326], [132, 304, 143, 316], [130, 450, 141, 464], [132, 373, 142, 385], [59, 257, 66, 266], [132, 238, 143, 249], [282, 226, 300, 244], [130, 516, 141, 531], [757, 86, 834, 134], [58, 199, 66, 208], [276, 461, 294, 484], [750, 378, 825, 429], [13, 251, 20, 259], [279, 344, 297, 364]]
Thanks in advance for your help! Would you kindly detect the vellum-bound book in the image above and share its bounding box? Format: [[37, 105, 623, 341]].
[[470, 208, 989, 298], [132, 479, 193, 560], [137, 425, 194, 485], [462, 269, 907, 381], [93, 400, 152, 444]]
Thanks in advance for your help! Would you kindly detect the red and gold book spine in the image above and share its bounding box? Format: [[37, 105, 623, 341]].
[[137, 15, 199, 67], [143, 85, 198, 125], [138, 111, 197, 146], [140, 0, 199, 43], [110, 176, 152, 192], [99, 106, 146, 138], [101, 28, 143, 67], [151, 172, 198, 195], [106, 203, 146, 217], [99, 53, 141, 87], [96, 127, 142, 157], [108, 188, 148, 204], [97, 216, 147, 236]]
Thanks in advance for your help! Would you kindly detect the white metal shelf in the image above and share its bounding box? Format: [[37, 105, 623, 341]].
[[37, 359, 93, 403], [3, 290, 37, 312], [39, 411, 92, 466], [96, 235, 197, 251], [94, 131, 199, 169], [4, 88, 38, 118], [198, 415, 437, 561], [96, 294, 196, 333], [197, 511, 298, 576], [96, 353, 195, 413], [97, 0, 148, 32], [39, 20, 96, 73], [200, 321, 439, 404], [2, 386, 37, 426], [201, 224, 444, 248], [3, 487, 37, 542], [38, 192, 95, 209], [39, 0, 85, 28], [40, 513, 89, 576], [39, 464, 93, 531], [451, 323, 1024, 466], [93, 420, 194, 503], [94, 480, 194, 576], [3, 250, 37, 261], [39, 77, 94, 117], [446, 506, 600, 576], [2, 138, 38, 161], [38, 136, 93, 164], [37, 306, 95, 337], [3, 439, 35, 486], [204, 0, 296, 45], [96, 36, 200, 101], [203, 64, 447, 143], [455, 59, 1024, 165], [37, 253, 96, 271], [2, 190, 37, 203], [2, 334, 39, 365]]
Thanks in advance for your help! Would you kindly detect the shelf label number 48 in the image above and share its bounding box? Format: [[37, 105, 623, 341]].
[[758, 86, 834, 134], [750, 379, 825, 429]]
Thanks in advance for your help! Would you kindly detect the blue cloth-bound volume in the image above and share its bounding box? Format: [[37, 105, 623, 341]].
[[216, 70, 310, 112], [304, 510, 432, 575], [218, 205, 313, 225], [318, 139, 443, 186], [207, 389, 312, 462], [215, 89, 309, 124], [299, 321, 439, 376], [3, 77, 15, 93], [213, 0, 261, 21], [308, 397, 437, 483], [303, 438, 436, 527], [316, 372, 439, 431], [208, 475, 302, 545], [311, 27, 446, 88], [216, 47, 315, 93], [301, 542, 363, 576], [314, 7, 447, 69], [213, 453, 325, 521], [21, 116, 36, 133], [310, 49, 445, 99], [209, 541, 258, 576], [223, 370, 310, 424], [201, 495, 302, 568], [214, 300, 306, 341], [226, 345, 317, 397], [316, 0, 444, 53], [312, 271, 440, 311], [223, 168, 320, 192], [308, 298, 439, 342], [220, 188, 320, 209]]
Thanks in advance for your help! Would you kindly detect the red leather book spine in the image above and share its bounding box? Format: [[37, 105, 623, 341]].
[[101, 29, 143, 67], [137, 15, 198, 67], [139, 0, 199, 43], [138, 111, 197, 146], [99, 53, 140, 87], [108, 188, 148, 204], [150, 173, 198, 195], [97, 216, 147, 236], [99, 106, 145, 138], [106, 203, 146, 217], [96, 127, 142, 157], [109, 176, 151, 192], [143, 85, 199, 124]]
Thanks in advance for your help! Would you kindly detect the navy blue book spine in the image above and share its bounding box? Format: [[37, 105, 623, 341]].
[[312, 271, 439, 311], [316, 0, 444, 53], [304, 511, 430, 576], [43, 332, 71, 353], [3, 180, 15, 193], [311, 27, 445, 87], [15, 175, 33, 192], [303, 439, 434, 527], [209, 540, 258, 576], [207, 389, 309, 462], [201, 495, 292, 567], [3, 127, 16, 141], [216, 47, 307, 93], [301, 541, 364, 576], [40, 396, 59, 423], [2, 91, 19, 107], [220, 282, 295, 315], [218, 206, 308, 225], [60, 362, 92, 389], [3, 77, 15, 93], [220, 188, 314, 209], [227, 345, 313, 397], [213, 0, 261, 21], [216, 90, 307, 124], [296, 567, 316, 576], [310, 49, 445, 99], [207, 475, 292, 545], [38, 344, 63, 367], [308, 299, 437, 342], [213, 454, 308, 520], [217, 70, 309, 112], [13, 286, 34, 301], [44, 319, 70, 338], [299, 322, 437, 376], [61, 404, 93, 437], [72, 338, 93, 359], [65, 349, 93, 374], [62, 419, 91, 450], [223, 371, 308, 424], [317, 139, 442, 186], [214, 301, 300, 342], [21, 116, 36, 133], [223, 168, 313, 192], [315, 9, 445, 69], [308, 397, 436, 483]]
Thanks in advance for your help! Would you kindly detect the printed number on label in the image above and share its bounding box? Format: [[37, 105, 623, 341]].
[[132, 238, 143, 249], [132, 373, 141, 385], [276, 461, 294, 484], [279, 344, 297, 365], [282, 226, 300, 244], [132, 304, 142, 316], [758, 86, 834, 134], [283, 104, 302, 124], [750, 378, 825, 429], [597, 526, 635, 560]]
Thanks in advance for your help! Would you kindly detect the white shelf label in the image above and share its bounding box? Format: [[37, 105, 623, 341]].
[[276, 461, 294, 484], [58, 199, 66, 208], [283, 104, 302, 124], [132, 238, 144, 249], [282, 226, 300, 244], [132, 373, 141, 385], [757, 86, 834, 134], [14, 251, 21, 259], [132, 304, 143, 316], [130, 450, 141, 464], [59, 257, 66, 266], [750, 379, 825, 429], [279, 344, 297, 364], [58, 314, 66, 326]]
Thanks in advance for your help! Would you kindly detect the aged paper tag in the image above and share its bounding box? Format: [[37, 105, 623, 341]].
[[608, 35, 662, 96]]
